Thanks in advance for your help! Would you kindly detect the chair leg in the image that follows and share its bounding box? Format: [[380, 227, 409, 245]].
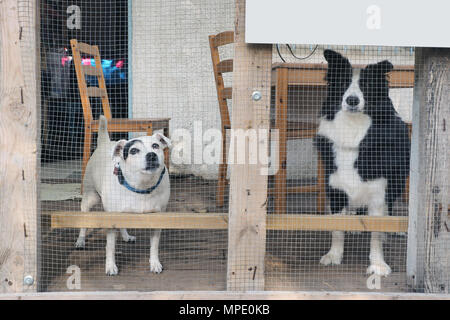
[[81, 126, 93, 192], [274, 68, 288, 214], [316, 152, 326, 213], [403, 176, 410, 202], [216, 128, 228, 207], [274, 145, 287, 214]]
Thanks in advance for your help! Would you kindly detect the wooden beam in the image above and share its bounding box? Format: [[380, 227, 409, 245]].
[[407, 48, 450, 294], [271, 63, 414, 88], [1, 290, 449, 301], [0, 0, 39, 293], [51, 212, 229, 230], [49, 212, 409, 233], [226, 0, 272, 291]]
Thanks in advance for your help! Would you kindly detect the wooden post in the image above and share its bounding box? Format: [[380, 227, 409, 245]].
[[227, 0, 272, 290], [0, 0, 39, 293], [407, 48, 449, 293]]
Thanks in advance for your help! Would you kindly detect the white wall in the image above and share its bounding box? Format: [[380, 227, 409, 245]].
[[132, 0, 234, 179]]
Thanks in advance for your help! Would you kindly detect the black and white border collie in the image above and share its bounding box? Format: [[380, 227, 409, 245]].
[[314, 50, 410, 276]]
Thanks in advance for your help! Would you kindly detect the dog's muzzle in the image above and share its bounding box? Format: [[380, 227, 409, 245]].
[[145, 152, 160, 170]]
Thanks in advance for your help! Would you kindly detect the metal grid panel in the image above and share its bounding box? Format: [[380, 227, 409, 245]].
[[27, 0, 448, 294], [39, 0, 233, 292], [265, 44, 414, 292]]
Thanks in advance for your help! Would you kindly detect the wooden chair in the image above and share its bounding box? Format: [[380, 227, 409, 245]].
[[209, 31, 233, 208], [70, 39, 170, 181], [209, 31, 325, 213]]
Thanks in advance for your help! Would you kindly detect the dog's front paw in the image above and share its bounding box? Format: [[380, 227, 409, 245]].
[[105, 262, 119, 276], [75, 237, 85, 248], [320, 250, 343, 266], [122, 234, 136, 243], [367, 262, 391, 277], [149, 258, 163, 273]]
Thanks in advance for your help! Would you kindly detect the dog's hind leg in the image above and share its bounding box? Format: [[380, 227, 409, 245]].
[[149, 229, 163, 273], [75, 191, 100, 248]]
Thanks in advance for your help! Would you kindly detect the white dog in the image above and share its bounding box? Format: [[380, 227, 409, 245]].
[[75, 115, 171, 275]]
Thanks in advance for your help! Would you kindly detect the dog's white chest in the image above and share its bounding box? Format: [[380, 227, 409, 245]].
[[318, 111, 385, 206], [318, 110, 371, 149]]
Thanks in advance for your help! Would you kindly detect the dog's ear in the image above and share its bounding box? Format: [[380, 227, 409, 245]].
[[324, 50, 342, 63], [155, 133, 172, 149], [373, 60, 394, 74], [324, 50, 350, 67], [324, 50, 352, 83], [112, 139, 127, 161]]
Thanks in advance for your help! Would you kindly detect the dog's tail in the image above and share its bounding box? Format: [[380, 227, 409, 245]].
[[97, 115, 110, 145]]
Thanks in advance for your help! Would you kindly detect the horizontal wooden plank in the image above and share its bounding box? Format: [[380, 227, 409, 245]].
[[271, 63, 414, 88], [88, 118, 170, 132], [75, 42, 99, 56], [50, 212, 229, 230], [49, 212, 408, 232], [217, 59, 233, 73], [267, 214, 408, 233], [82, 64, 102, 76], [86, 87, 107, 98], [2, 290, 449, 300], [222, 87, 232, 99], [211, 30, 234, 48]]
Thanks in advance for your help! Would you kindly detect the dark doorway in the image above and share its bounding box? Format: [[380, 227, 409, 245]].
[[40, 0, 129, 162]]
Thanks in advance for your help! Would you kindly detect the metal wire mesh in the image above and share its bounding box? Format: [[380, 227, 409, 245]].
[[32, 0, 448, 294], [39, 0, 233, 292], [265, 44, 414, 291]]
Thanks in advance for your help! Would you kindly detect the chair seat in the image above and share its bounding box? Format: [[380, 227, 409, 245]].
[[89, 118, 170, 132]]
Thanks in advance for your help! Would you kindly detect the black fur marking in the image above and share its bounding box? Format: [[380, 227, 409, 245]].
[[123, 139, 142, 160]]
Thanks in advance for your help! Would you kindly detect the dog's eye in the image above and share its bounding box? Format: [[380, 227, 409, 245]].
[[129, 148, 140, 155], [152, 143, 160, 150]]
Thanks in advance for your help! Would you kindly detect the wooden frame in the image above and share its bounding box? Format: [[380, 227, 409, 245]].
[[49, 212, 408, 233], [271, 63, 415, 88], [1, 0, 448, 297], [225, 0, 271, 291], [406, 48, 450, 293], [2, 290, 449, 300], [0, 0, 39, 293]]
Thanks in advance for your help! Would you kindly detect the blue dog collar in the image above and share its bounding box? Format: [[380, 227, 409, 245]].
[[116, 165, 166, 195]]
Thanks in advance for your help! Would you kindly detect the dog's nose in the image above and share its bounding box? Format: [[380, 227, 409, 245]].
[[146, 152, 158, 162], [346, 96, 360, 107], [146, 152, 159, 169]]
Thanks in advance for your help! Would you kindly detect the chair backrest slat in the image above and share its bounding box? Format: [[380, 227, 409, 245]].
[[70, 39, 112, 122], [216, 59, 233, 74], [86, 87, 107, 98], [82, 64, 102, 76], [211, 31, 234, 48]]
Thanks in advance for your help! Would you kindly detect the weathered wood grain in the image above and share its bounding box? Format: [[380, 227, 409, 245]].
[[407, 48, 449, 293], [0, 0, 38, 293], [226, 0, 272, 291]]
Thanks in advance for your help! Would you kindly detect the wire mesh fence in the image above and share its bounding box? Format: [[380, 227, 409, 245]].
[[21, 0, 447, 294]]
